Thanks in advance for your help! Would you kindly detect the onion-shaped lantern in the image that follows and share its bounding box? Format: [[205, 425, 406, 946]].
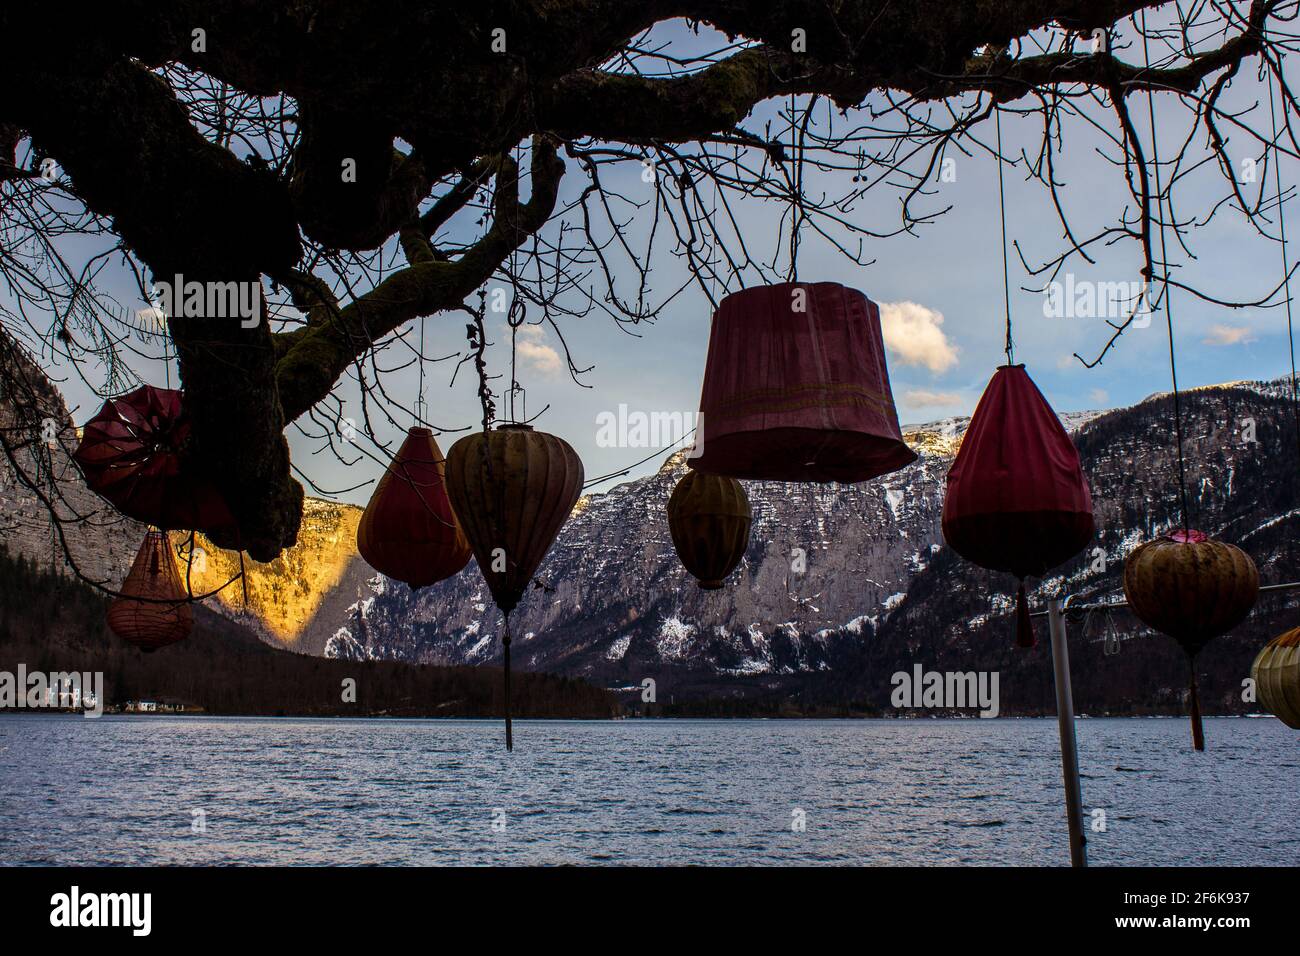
[[445, 424, 584, 749], [107, 531, 193, 652], [668, 471, 752, 590], [356, 427, 472, 588], [1124, 530, 1259, 749], [1251, 628, 1300, 729], [942, 365, 1094, 648], [73, 385, 235, 532], [689, 282, 916, 483]]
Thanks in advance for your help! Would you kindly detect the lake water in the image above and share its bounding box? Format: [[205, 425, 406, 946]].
[[0, 715, 1295, 865]]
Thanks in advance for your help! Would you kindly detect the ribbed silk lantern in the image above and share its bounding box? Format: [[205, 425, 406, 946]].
[[1124, 530, 1258, 749], [668, 471, 752, 590], [1251, 627, 1300, 729], [73, 385, 236, 532], [107, 531, 193, 652], [942, 365, 1094, 648], [689, 282, 916, 483], [445, 424, 584, 749], [356, 427, 471, 589]]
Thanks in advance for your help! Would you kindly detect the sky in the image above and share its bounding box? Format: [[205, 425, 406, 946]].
[[15, 16, 1300, 509]]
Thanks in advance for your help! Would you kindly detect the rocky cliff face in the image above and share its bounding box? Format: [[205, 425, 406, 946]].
[[0, 336, 145, 586], [5, 355, 1298, 714]]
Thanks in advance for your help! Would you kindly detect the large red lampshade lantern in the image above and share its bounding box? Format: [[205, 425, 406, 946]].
[[942, 365, 1095, 648], [689, 282, 916, 483]]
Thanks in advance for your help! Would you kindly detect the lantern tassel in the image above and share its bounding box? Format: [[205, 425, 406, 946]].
[[502, 615, 513, 752], [1015, 580, 1035, 648], [1188, 655, 1205, 752]]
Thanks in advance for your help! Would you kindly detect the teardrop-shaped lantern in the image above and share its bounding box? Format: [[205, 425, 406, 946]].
[[1251, 628, 1300, 729], [445, 424, 584, 749], [668, 471, 752, 589], [689, 282, 916, 483], [1124, 530, 1259, 749], [942, 365, 1094, 648], [357, 427, 472, 589], [107, 531, 193, 652]]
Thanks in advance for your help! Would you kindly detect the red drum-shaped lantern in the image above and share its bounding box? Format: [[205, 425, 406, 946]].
[[107, 531, 193, 652], [357, 427, 472, 589], [73, 385, 235, 532], [689, 282, 916, 483], [942, 365, 1094, 648]]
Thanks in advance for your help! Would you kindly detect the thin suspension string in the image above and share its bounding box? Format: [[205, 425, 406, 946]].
[[789, 91, 800, 281], [1267, 61, 1300, 461], [416, 317, 426, 427], [1141, 12, 1191, 536], [995, 107, 1015, 365]]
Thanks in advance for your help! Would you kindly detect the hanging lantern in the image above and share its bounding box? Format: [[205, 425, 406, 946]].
[[689, 282, 916, 483], [445, 424, 584, 749], [942, 365, 1094, 648], [73, 385, 235, 532], [107, 531, 193, 652], [356, 427, 471, 589], [1124, 530, 1259, 749], [1251, 628, 1300, 729], [668, 471, 752, 590]]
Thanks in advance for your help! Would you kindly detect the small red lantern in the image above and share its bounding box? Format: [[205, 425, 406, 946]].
[[357, 427, 472, 589], [107, 531, 193, 652], [942, 365, 1094, 648], [689, 282, 916, 483], [73, 385, 235, 532]]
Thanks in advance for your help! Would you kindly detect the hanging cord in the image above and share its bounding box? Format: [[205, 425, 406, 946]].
[[1141, 12, 1192, 537], [995, 107, 1016, 366], [502, 611, 513, 751], [1267, 63, 1300, 463], [416, 317, 426, 428]]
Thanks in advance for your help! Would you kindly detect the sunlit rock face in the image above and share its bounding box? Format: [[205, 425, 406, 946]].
[[6, 363, 1298, 709], [170, 499, 370, 649]]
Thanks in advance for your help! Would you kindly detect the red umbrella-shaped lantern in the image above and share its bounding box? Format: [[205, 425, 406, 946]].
[[689, 282, 916, 483], [942, 365, 1095, 648], [107, 531, 193, 652], [73, 385, 235, 532], [357, 427, 472, 588]]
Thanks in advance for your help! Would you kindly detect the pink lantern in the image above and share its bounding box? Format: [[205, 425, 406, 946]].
[[689, 282, 916, 483]]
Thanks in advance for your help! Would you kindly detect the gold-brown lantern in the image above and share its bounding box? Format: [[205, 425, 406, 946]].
[[445, 424, 584, 749], [667, 471, 751, 590], [1123, 530, 1259, 750]]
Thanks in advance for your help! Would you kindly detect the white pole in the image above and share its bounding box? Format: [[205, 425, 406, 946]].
[[1047, 596, 1088, 867]]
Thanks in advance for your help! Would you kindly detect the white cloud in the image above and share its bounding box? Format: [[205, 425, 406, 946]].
[[514, 325, 562, 375], [878, 301, 959, 373], [1089, 388, 1109, 405], [1202, 324, 1257, 347], [903, 389, 962, 409]]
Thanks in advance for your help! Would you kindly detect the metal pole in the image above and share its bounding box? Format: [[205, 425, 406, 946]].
[[1047, 596, 1088, 868]]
